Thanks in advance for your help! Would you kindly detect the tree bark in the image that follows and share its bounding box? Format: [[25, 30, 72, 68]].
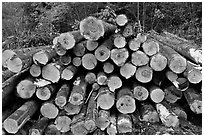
[[44, 123, 61, 135], [2, 69, 15, 82]]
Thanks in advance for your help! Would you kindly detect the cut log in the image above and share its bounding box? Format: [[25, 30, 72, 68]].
[[120, 62, 136, 79], [73, 40, 86, 57], [53, 36, 59, 45], [72, 57, 82, 67], [107, 114, 117, 135], [171, 104, 187, 120], [94, 45, 111, 62], [2, 49, 17, 68], [96, 110, 110, 130], [3, 101, 39, 134], [29, 117, 50, 135], [150, 53, 167, 71], [69, 76, 88, 105], [36, 84, 57, 101], [55, 115, 72, 133], [80, 16, 117, 41], [135, 65, 153, 83], [176, 77, 189, 91], [111, 48, 129, 66], [103, 62, 114, 74], [116, 14, 128, 26], [149, 30, 202, 65], [133, 83, 149, 101], [131, 50, 149, 66], [107, 75, 122, 92], [96, 87, 115, 110], [29, 64, 41, 77], [53, 41, 67, 56], [33, 48, 57, 65], [142, 40, 159, 56], [59, 54, 71, 66], [97, 72, 108, 85], [136, 33, 147, 43], [40, 101, 59, 119], [164, 85, 182, 104], [122, 23, 134, 38], [16, 78, 37, 99], [165, 70, 179, 87], [82, 53, 97, 70], [139, 102, 160, 123], [184, 88, 202, 114], [113, 34, 127, 48], [128, 38, 141, 51], [64, 103, 82, 116], [61, 65, 77, 80], [116, 87, 136, 114], [183, 61, 202, 84], [86, 40, 99, 51], [44, 123, 61, 135], [149, 86, 165, 103], [117, 114, 132, 134], [85, 72, 96, 84], [2, 69, 15, 82], [156, 101, 180, 127], [85, 82, 100, 104], [55, 84, 70, 108], [58, 30, 84, 50]]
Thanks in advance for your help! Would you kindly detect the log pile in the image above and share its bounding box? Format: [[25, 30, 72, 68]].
[[2, 12, 202, 135]]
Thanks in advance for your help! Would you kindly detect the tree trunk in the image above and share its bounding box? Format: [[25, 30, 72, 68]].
[[107, 114, 117, 135], [122, 23, 134, 38], [64, 103, 82, 116], [95, 45, 111, 62], [128, 38, 141, 51], [44, 123, 61, 135], [2, 69, 15, 82]]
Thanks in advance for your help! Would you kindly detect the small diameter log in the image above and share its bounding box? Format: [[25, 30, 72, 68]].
[[149, 86, 165, 103], [116, 87, 136, 114], [73, 40, 86, 56], [2, 49, 16, 68], [165, 70, 179, 87], [55, 115, 72, 133], [128, 38, 141, 51], [36, 84, 57, 101], [107, 75, 122, 92], [96, 87, 115, 110], [142, 40, 159, 56], [44, 123, 61, 135], [183, 61, 202, 84], [139, 102, 160, 123], [97, 72, 108, 85], [96, 110, 110, 131], [136, 33, 147, 43], [113, 34, 127, 48], [55, 84, 70, 108], [135, 65, 153, 83], [150, 53, 167, 71], [61, 65, 77, 80], [176, 77, 189, 91], [85, 72, 96, 84], [58, 30, 84, 50], [59, 54, 72, 66], [29, 117, 50, 135], [3, 101, 39, 134], [111, 48, 129, 66], [33, 48, 57, 65], [117, 114, 132, 134], [64, 103, 82, 116], [69, 76, 88, 105], [184, 88, 202, 114], [16, 78, 37, 99], [131, 50, 149, 66], [171, 104, 187, 120], [94, 45, 111, 62], [2, 69, 15, 82], [42, 62, 63, 83], [86, 40, 99, 51], [164, 85, 183, 103], [120, 62, 136, 79], [133, 83, 149, 101], [116, 14, 128, 26], [53, 41, 67, 56], [103, 62, 114, 74], [29, 64, 41, 77], [72, 57, 82, 67], [84, 91, 98, 132], [80, 16, 117, 41], [82, 53, 97, 70], [122, 23, 134, 38], [40, 101, 59, 119], [107, 115, 117, 135], [156, 101, 180, 127]]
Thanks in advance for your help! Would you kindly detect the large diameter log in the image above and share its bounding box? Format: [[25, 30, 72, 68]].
[[120, 62, 136, 79], [29, 64, 41, 77], [55, 83, 70, 108], [103, 62, 114, 74], [36, 84, 57, 101], [55, 115, 72, 133], [149, 30, 202, 65], [116, 14, 128, 26], [29, 117, 50, 135], [117, 114, 132, 134], [149, 86, 165, 103], [139, 102, 160, 123], [3, 101, 39, 134], [116, 87, 136, 114], [73, 40, 86, 57], [133, 83, 149, 101], [131, 50, 149, 66], [80, 16, 117, 41], [82, 53, 97, 70], [135, 65, 153, 83], [61, 65, 77, 80], [44, 123, 61, 135], [164, 85, 183, 103], [86, 40, 98, 51], [64, 103, 82, 116], [107, 115, 117, 135], [107, 75, 122, 92], [113, 34, 127, 48], [40, 101, 59, 119], [184, 88, 202, 114], [16, 78, 37, 99], [95, 45, 111, 62], [111, 48, 129, 66], [96, 110, 110, 131], [142, 40, 159, 56], [156, 101, 180, 127], [85, 72, 96, 84], [69, 76, 88, 105], [58, 30, 84, 50], [72, 57, 82, 67], [128, 38, 141, 51], [97, 72, 108, 85], [96, 87, 115, 110], [59, 54, 71, 66], [150, 53, 167, 71]]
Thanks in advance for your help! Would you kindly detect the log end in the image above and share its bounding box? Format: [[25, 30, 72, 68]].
[[7, 57, 22, 73], [3, 118, 18, 134], [116, 95, 136, 114]]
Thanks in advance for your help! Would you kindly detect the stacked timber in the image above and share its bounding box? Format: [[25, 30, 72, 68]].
[[2, 12, 202, 135]]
